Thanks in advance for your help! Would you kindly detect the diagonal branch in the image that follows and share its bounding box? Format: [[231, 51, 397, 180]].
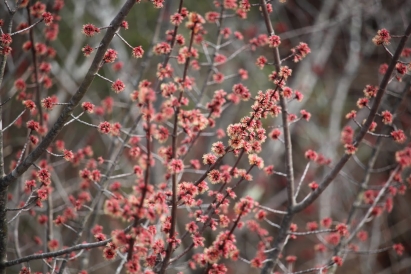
[[0, 0, 138, 188], [293, 22, 411, 213]]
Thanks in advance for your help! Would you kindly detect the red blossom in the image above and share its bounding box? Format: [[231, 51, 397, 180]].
[[203, 153, 217, 165], [401, 47, 411, 57], [214, 53, 227, 64], [168, 158, 184, 174], [205, 11, 219, 23], [391, 129, 406, 143], [81, 102, 95, 113], [153, 42, 171, 55], [170, 12, 184, 25], [357, 231, 368, 242], [269, 128, 281, 140], [213, 72, 225, 83], [63, 149, 74, 161], [103, 48, 117, 63], [15, 79, 27, 91], [345, 144, 357, 155], [356, 97, 369, 108], [336, 223, 348, 236], [0, 46, 12, 55], [19, 267, 30, 274], [279, 66, 292, 79], [30, 135, 39, 145], [23, 100, 36, 112], [264, 165, 274, 175], [314, 244, 326, 253], [112, 19, 124, 28], [345, 110, 357, 119], [379, 63, 388, 75], [111, 79, 125, 93], [39, 61, 52, 73], [291, 42, 311, 62], [0, 33, 12, 46], [332, 256, 343, 267], [132, 46, 144, 58], [286, 255, 297, 263], [82, 45, 94, 56], [305, 149, 318, 161], [103, 243, 117, 260], [208, 169, 221, 184], [234, 196, 254, 216], [211, 142, 226, 157], [248, 154, 264, 169], [381, 110, 393, 124], [234, 31, 244, 40], [371, 205, 383, 216], [26, 120, 40, 131], [82, 23, 100, 37], [111, 61, 124, 71], [37, 168, 51, 185], [256, 56, 267, 69], [372, 28, 391, 45], [326, 233, 341, 245], [22, 41, 32, 51], [156, 63, 173, 80], [152, 0, 164, 8], [300, 109, 311, 121], [48, 239, 59, 251], [308, 181, 318, 191], [41, 97, 55, 110], [30, 1, 46, 17], [232, 83, 250, 101], [321, 217, 332, 228], [268, 35, 281, 47], [98, 121, 111, 134], [341, 126, 354, 144], [396, 62, 407, 75], [220, 28, 231, 40], [393, 243, 404, 255], [306, 222, 318, 231], [36, 42, 48, 54], [42, 12, 53, 26]]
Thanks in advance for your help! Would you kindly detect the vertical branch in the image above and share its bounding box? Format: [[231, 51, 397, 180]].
[[45, 156, 53, 274], [153, 0, 184, 94], [260, 212, 294, 274], [0, 103, 6, 274], [126, 105, 151, 262], [0, 187, 7, 274], [198, 5, 224, 100], [0, 62, 5, 274], [26, 5, 43, 126], [259, 1, 296, 272], [159, 15, 196, 274], [159, 0, 184, 70], [259, 0, 295, 207], [0, 9, 16, 274]]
